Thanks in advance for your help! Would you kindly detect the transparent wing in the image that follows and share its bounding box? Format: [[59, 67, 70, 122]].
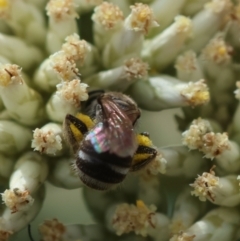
[[104, 109, 137, 157], [86, 100, 137, 157]]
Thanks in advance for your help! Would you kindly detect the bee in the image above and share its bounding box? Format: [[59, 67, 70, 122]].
[[64, 90, 157, 190]]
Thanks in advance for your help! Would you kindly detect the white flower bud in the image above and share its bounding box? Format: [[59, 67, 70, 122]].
[[102, 3, 158, 68], [148, 0, 186, 36], [0, 185, 45, 238], [2, 152, 48, 212], [46, 0, 79, 54], [182, 0, 209, 16], [92, 2, 124, 50], [0, 33, 43, 70], [129, 76, 209, 111], [0, 64, 46, 126], [0, 154, 14, 182], [142, 15, 192, 71], [160, 145, 206, 178], [48, 157, 84, 189], [171, 207, 240, 241], [85, 58, 148, 91], [32, 123, 63, 156], [170, 187, 206, 233], [46, 79, 88, 122], [175, 50, 204, 82], [0, 0, 47, 46], [191, 168, 240, 207], [183, 0, 232, 52], [0, 120, 32, 155]]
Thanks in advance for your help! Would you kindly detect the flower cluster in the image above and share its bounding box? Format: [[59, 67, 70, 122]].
[[0, 0, 240, 241]]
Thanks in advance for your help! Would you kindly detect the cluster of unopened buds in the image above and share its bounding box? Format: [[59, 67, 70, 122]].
[[0, 0, 240, 240]]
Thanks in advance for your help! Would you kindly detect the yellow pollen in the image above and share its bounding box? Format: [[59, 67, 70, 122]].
[[194, 91, 210, 103], [105, 10, 113, 17], [53, 0, 65, 8], [138, 10, 148, 21], [0, 72, 11, 86], [0, 0, 8, 8], [136, 200, 147, 209], [218, 46, 227, 56]]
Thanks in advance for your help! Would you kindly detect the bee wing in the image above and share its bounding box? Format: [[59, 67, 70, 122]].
[[105, 111, 137, 157], [87, 100, 137, 157], [102, 99, 137, 157]]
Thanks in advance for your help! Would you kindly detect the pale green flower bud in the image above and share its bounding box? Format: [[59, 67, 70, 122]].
[[160, 145, 206, 178], [182, 118, 231, 159], [102, 3, 158, 68], [0, 0, 47, 47], [85, 58, 148, 91], [170, 187, 206, 233], [24, 0, 48, 10], [92, 2, 124, 50], [46, 0, 79, 54], [191, 169, 240, 207], [0, 120, 32, 155], [0, 64, 46, 126], [227, 3, 240, 50], [175, 50, 204, 82], [199, 36, 236, 127], [171, 207, 240, 241], [109, 200, 170, 240], [0, 185, 45, 239], [77, 43, 100, 78], [1, 152, 48, 213], [32, 123, 64, 156], [215, 140, 240, 173], [142, 15, 192, 71], [48, 157, 84, 189], [33, 53, 70, 93], [137, 176, 162, 207], [46, 79, 88, 122], [183, 0, 232, 52], [34, 34, 88, 92], [0, 154, 14, 184], [149, 0, 186, 37], [0, 33, 43, 70], [129, 76, 209, 111], [39, 219, 107, 241], [181, 0, 209, 16]]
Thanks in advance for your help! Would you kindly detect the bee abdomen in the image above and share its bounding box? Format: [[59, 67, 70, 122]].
[[75, 150, 132, 190]]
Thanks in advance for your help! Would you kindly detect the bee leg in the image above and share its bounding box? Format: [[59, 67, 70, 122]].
[[130, 133, 158, 172], [63, 113, 94, 152]]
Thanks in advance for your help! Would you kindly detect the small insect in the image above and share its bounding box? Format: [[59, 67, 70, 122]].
[[64, 90, 157, 190]]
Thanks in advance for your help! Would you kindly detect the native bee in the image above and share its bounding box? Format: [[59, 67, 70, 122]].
[[64, 90, 157, 190]]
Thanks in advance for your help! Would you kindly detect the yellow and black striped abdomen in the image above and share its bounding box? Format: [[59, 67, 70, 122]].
[[75, 138, 132, 190]]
